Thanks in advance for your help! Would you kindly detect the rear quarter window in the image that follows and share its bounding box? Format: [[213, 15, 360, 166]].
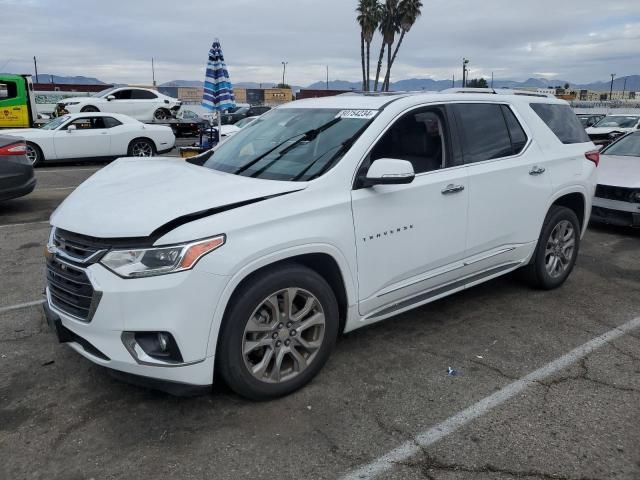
[[530, 103, 590, 144]]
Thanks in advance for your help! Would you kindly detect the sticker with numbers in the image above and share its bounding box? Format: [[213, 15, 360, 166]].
[[335, 110, 378, 119]]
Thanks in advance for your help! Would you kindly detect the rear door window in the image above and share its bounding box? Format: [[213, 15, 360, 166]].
[[530, 103, 590, 144], [103, 117, 122, 128], [501, 105, 528, 154], [131, 90, 157, 100], [112, 89, 132, 100], [452, 103, 513, 163]]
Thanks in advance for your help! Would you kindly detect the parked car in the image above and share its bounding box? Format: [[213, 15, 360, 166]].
[[586, 114, 640, 146], [0, 135, 36, 200], [43, 91, 597, 399], [3, 113, 175, 166], [591, 131, 640, 227], [576, 113, 604, 128], [57, 87, 181, 123], [223, 106, 271, 125]]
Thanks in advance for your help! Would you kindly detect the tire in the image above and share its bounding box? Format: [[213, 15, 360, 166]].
[[127, 138, 156, 157], [520, 206, 581, 290], [217, 264, 339, 400], [80, 105, 99, 112], [154, 108, 170, 121], [25, 142, 44, 167]]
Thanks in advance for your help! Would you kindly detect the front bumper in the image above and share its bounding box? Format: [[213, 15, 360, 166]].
[[591, 197, 640, 227], [44, 261, 230, 393]]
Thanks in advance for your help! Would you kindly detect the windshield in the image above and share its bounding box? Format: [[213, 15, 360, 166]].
[[594, 116, 640, 128], [234, 117, 256, 128], [602, 132, 640, 157], [203, 108, 376, 181], [41, 115, 70, 130], [91, 87, 118, 98]]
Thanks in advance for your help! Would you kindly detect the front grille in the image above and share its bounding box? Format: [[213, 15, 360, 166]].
[[46, 256, 100, 322], [53, 228, 106, 263], [595, 184, 637, 203]]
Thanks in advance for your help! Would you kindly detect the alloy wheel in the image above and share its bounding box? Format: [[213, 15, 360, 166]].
[[25, 145, 38, 165], [154, 109, 168, 120], [131, 141, 153, 157], [544, 220, 576, 278], [242, 288, 326, 383]]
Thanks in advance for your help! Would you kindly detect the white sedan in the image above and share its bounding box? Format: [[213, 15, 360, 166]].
[[3, 113, 175, 166], [58, 87, 181, 122]]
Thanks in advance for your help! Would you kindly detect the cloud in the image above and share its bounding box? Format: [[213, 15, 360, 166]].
[[1, 0, 639, 86]]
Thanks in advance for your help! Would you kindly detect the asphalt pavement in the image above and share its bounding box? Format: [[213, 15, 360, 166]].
[[1, 162, 639, 480]]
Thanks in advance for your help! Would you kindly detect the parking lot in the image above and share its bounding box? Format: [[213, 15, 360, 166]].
[[1, 163, 639, 480]]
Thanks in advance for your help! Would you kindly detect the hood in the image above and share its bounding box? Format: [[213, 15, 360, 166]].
[[586, 126, 634, 135], [597, 155, 640, 189], [51, 157, 307, 238], [1, 128, 41, 136], [60, 96, 94, 104]]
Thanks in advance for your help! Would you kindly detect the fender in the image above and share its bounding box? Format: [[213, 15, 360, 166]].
[[203, 242, 358, 358], [546, 185, 591, 237]]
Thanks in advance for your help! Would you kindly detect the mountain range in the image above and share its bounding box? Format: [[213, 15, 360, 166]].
[[7, 72, 639, 92]]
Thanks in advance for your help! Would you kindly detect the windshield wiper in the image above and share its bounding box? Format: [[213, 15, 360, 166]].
[[234, 117, 342, 176]]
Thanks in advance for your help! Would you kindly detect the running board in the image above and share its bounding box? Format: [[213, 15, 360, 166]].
[[366, 262, 522, 320]]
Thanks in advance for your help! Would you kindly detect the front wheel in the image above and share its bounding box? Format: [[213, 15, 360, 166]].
[[217, 264, 339, 400], [154, 108, 170, 121], [520, 206, 581, 290], [127, 139, 156, 157]]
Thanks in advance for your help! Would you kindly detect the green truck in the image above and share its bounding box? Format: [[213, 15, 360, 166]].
[[0, 74, 39, 129]]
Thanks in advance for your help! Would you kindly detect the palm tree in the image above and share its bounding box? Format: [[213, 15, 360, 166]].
[[382, 0, 423, 91], [374, 0, 400, 92], [357, 0, 380, 91]]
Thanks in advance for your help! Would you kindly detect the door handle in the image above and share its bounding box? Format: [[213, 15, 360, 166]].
[[529, 166, 546, 175], [441, 184, 465, 195]]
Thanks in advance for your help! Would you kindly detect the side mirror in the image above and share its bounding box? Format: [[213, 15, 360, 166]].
[[107, 95, 115, 101], [67, 125, 77, 132], [362, 158, 415, 187]]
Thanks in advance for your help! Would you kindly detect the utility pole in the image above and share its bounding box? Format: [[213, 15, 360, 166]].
[[622, 77, 627, 100], [452, 73, 455, 88], [281, 61, 288, 87], [326, 65, 329, 90], [609, 73, 615, 101], [33, 56, 39, 83], [491, 71, 494, 88], [152, 57, 156, 87]]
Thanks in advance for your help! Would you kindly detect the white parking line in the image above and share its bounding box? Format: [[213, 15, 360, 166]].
[[0, 220, 49, 229], [0, 299, 45, 315], [341, 316, 640, 480], [35, 186, 75, 191], [37, 167, 101, 173]]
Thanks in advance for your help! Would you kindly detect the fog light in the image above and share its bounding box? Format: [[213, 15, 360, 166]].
[[121, 331, 184, 365]]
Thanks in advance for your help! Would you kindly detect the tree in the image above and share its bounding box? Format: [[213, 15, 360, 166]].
[[467, 78, 488, 88], [382, 0, 423, 91], [564, 82, 570, 90], [357, 0, 381, 91], [374, 0, 400, 92]]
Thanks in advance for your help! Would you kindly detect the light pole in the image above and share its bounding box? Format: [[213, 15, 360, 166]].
[[462, 58, 469, 88], [622, 77, 627, 100], [33, 56, 39, 84], [281, 61, 288, 87], [609, 73, 615, 101], [326, 65, 329, 90]]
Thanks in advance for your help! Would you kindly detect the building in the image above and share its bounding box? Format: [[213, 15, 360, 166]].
[[297, 89, 354, 100], [158, 86, 203, 104], [33, 83, 112, 93], [234, 87, 293, 106]]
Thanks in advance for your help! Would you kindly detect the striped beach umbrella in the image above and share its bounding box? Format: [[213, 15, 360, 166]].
[[202, 39, 236, 131]]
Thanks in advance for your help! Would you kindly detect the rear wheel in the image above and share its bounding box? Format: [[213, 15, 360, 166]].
[[80, 105, 99, 112], [217, 264, 339, 400], [127, 138, 156, 157], [25, 142, 43, 167], [520, 206, 580, 289]]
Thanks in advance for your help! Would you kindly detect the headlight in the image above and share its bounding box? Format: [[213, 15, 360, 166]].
[[100, 235, 225, 278], [63, 102, 80, 106]]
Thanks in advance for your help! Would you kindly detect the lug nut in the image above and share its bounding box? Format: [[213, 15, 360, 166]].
[[277, 322, 284, 329], [284, 339, 291, 346], [286, 321, 293, 328], [275, 340, 282, 347], [272, 332, 279, 339], [290, 329, 297, 336]]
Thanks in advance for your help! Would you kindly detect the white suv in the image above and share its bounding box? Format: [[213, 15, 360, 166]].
[[44, 90, 598, 399], [58, 87, 181, 122]]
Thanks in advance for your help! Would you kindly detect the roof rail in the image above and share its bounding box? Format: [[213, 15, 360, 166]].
[[440, 87, 556, 99]]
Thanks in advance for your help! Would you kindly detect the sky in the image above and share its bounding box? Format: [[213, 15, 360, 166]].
[[2, 0, 639, 86]]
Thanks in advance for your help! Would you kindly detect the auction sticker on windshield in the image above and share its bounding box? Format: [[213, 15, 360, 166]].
[[335, 110, 378, 119]]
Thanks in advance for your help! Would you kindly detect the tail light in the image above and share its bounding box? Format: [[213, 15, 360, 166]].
[[0, 141, 27, 156], [585, 150, 600, 167]]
